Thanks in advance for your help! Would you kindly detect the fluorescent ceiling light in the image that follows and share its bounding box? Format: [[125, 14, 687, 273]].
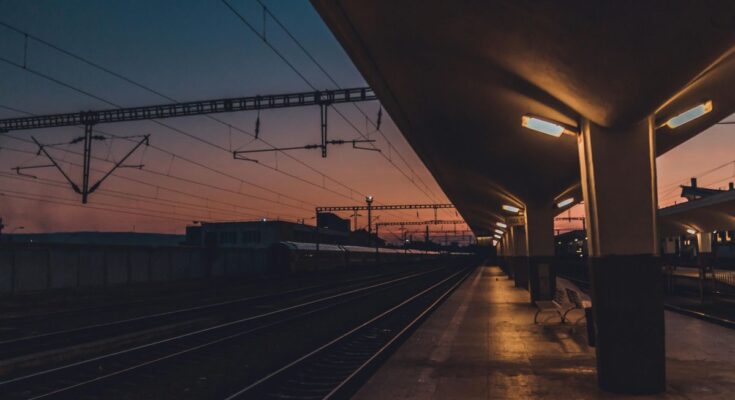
[[502, 204, 520, 213], [494, 229, 504, 235], [556, 197, 574, 208], [522, 115, 566, 137], [686, 228, 696, 235], [496, 222, 508, 228], [493, 234, 501, 239], [666, 101, 712, 129]]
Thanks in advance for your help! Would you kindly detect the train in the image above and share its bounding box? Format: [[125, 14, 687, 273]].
[[268, 241, 473, 273]]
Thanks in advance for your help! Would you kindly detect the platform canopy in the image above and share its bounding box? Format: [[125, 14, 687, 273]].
[[659, 190, 735, 236], [312, 0, 735, 236]]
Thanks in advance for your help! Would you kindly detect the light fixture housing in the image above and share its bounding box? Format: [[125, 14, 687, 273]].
[[686, 228, 696, 235], [494, 229, 504, 235], [496, 222, 508, 228], [556, 197, 574, 208], [665, 101, 712, 129], [502, 204, 520, 213], [522, 115, 569, 137]]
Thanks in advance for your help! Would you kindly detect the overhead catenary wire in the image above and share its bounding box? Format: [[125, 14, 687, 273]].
[[0, 54, 348, 210], [0, 18, 455, 228], [0, 104, 313, 213], [0, 19, 433, 227], [0, 21, 385, 209], [252, 0, 444, 204], [0, 141, 305, 220], [0, 60, 418, 227], [0, 172, 268, 221], [0, 188, 203, 224], [220, 1, 449, 219]]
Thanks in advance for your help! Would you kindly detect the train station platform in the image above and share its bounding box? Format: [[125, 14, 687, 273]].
[[354, 266, 735, 399]]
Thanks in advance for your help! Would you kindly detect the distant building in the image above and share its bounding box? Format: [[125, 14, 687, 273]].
[[187, 220, 348, 248], [316, 212, 350, 233], [679, 177, 734, 202]]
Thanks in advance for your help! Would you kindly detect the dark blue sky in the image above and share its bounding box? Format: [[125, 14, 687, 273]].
[[0, 0, 461, 240], [0, 1, 732, 240]]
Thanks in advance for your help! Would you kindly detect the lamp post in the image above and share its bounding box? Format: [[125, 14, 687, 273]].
[[366, 195, 374, 234]]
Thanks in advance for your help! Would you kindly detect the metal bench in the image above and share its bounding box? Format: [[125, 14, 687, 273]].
[[562, 288, 586, 322], [533, 289, 568, 324]]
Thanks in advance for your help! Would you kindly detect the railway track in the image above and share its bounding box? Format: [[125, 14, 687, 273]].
[[229, 267, 471, 400], [0, 264, 470, 399], [0, 266, 437, 362]]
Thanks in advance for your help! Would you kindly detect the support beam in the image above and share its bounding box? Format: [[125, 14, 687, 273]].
[[0, 87, 376, 132], [578, 116, 664, 394], [81, 124, 94, 204]]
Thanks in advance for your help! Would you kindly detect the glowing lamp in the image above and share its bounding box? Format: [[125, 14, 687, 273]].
[[494, 229, 504, 235], [492, 240, 498, 246], [686, 228, 696, 235], [556, 197, 574, 208], [522, 115, 566, 137], [493, 234, 501, 239], [666, 101, 712, 129], [502, 204, 520, 213], [496, 222, 508, 228]]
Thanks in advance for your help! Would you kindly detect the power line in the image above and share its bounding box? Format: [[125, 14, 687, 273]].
[[0, 188, 197, 224], [0, 18, 436, 224], [0, 103, 315, 213], [252, 0, 445, 204], [0, 21, 387, 209], [220, 1, 446, 211], [1, 140, 306, 220], [0, 172, 267, 221], [0, 55, 344, 208]]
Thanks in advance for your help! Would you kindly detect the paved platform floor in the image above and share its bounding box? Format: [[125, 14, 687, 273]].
[[354, 266, 735, 399]]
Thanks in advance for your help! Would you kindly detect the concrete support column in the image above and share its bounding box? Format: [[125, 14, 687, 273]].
[[696, 231, 713, 264], [503, 225, 516, 278], [525, 207, 556, 302], [578, 116, 664, 394], [663, 237, 676, 254], [696, 231, 713, 301], [662, 237, 676, 264], [511, 225, 528, 289]]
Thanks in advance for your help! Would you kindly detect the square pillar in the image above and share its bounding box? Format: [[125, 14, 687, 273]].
[[525, 207, 556, 302], [511, 225, 528, 289], [500, 238, 511, 276], [696, 231, 713, 266], [578, 116, 664, 394]]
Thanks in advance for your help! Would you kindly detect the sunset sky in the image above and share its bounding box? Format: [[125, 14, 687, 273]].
[[1, 1, 734, 243]]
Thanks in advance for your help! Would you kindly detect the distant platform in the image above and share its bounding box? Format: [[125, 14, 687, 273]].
[[354, 266, 735, 399]]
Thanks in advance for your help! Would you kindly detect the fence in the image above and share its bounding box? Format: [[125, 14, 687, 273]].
[[0, 243, 269, 295]]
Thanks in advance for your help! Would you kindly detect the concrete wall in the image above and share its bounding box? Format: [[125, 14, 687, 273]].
[[0, 243, 268, 295]]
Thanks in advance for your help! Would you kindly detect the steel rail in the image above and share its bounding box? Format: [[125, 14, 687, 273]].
[[226, 267, 471, 399], [0, 267, 446, 399]]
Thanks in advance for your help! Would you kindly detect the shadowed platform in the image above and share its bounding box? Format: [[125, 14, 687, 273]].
[[354, 266, 735, 399]]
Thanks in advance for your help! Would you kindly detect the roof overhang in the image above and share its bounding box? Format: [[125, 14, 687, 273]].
[[312, 1, 735, 236], [659, 190, 735, 236]]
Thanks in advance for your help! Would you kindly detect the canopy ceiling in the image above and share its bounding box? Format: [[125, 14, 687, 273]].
[[312, 1, 735, 236]]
